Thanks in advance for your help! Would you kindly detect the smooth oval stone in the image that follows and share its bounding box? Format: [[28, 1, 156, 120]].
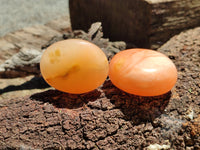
[[40, 39, 109, 94], [109, 49, 177, 96]]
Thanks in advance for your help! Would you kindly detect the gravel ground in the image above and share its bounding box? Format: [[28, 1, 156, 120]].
[[0, 0, 69, 37]]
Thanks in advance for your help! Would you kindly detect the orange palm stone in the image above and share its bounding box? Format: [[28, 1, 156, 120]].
[[40, 39, 109, 94], [109, 49, 177, 96]]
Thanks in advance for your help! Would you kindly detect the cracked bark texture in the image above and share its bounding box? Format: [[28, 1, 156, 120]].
[[0, 84, 172, 150]]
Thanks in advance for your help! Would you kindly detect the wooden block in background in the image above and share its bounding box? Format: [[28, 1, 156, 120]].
[[69, 0, 200, 49]]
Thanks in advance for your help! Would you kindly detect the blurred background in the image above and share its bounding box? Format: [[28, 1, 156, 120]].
[[0, 0, 69, 37]]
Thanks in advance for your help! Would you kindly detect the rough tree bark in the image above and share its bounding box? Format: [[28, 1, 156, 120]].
[[69, 0, 200, 49]]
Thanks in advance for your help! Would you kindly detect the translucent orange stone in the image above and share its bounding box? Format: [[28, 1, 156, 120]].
[[109, 49, 177, 96], [40, 39, 109, 94]]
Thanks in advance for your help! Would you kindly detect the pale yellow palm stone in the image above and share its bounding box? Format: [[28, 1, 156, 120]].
[[40, 39, 109, 94]]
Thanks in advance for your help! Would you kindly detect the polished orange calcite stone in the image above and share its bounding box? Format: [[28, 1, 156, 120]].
[[40, 39, 109, 94], [109, 49, 177, 96]]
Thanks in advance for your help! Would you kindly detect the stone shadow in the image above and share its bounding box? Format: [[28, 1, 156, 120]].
[[0, 76, 49, 95], [30, 89, 101, 109], [102, 80, 171, 125]]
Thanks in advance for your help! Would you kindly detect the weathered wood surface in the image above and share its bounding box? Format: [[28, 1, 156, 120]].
[[0, 16, 71, 65], [69, 0, 200, 49], [0, 22, 126, 79]]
